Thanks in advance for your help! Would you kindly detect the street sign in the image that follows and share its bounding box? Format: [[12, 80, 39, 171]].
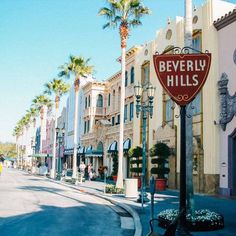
[[153, 53, 211, 106]]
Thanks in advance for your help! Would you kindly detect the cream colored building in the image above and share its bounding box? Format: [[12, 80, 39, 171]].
[[214, 8, 236, 196], [133, 0, 236, 193], [80, 47, 139, 177]]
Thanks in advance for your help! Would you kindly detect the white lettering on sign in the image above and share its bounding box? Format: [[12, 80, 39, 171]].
[[167, 74, 199, 87], [159, 59, 206, 87], [159, 59, 206, 72]]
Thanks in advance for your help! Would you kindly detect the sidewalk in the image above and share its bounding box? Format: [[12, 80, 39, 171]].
[[56, 179, 236, 236]]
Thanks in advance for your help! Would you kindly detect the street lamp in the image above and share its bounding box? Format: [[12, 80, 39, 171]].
[[56, 127, 65, 180], [134, 82, 155, 204]]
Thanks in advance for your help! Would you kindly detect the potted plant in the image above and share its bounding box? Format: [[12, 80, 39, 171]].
[[150, 142, 170, 191], [111, 152, 118, 181], [128, 146, 142, 188]]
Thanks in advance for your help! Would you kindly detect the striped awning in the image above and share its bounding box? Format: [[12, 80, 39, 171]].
[[64, 148, 74, 155], [123, 138, 131, 151], [78, 146, 86, 154], [107, 141, 118, 153]]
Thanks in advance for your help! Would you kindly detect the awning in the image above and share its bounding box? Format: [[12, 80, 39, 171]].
[[86, 145, 93, 154], [29, 153, 52, 158], [123, 138, 131, 151], [64, 148, 74, 155], [84, 145, 103, 157], [78, 146, 86, 155], [107, 141, 118, 153]]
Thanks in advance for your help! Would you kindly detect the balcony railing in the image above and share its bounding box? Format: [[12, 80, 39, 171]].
[[84, 107, 106, 117]]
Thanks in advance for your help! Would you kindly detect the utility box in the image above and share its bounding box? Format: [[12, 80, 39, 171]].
[[125, 178, 138, 198]]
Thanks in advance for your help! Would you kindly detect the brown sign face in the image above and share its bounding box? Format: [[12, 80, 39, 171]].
[[153, 53, 211, 106]]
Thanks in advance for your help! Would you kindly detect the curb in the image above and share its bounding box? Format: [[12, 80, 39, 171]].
[[46, 178, 142, 236]]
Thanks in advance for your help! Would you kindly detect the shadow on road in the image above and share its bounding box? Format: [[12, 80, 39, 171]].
[[0, 203, 131, 236]]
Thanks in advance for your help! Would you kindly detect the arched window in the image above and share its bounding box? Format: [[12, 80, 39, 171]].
[[85, 97, 87, 108], [130, 67, 134, 84], [125, 71, 128, 87], [96, 94, 103, 107]]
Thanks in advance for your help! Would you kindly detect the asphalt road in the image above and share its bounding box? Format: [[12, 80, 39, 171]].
[[0, 168, 132, 236]]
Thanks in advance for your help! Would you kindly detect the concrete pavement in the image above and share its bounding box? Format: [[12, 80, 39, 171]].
[[51, 178, 236, 236]]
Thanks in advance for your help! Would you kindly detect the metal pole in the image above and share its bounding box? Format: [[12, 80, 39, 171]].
[[57, 137, 61, 180], [138, 109, 149, 204], [176, 106, 191, 235]]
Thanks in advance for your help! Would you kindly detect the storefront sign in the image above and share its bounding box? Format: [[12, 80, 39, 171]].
[[153, 53, 211, 106]]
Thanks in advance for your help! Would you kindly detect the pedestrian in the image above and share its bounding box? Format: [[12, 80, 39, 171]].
[[0, 162, 3, 176]]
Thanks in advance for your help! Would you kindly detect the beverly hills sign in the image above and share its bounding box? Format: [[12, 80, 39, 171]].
[[153, 53, 211, 106]]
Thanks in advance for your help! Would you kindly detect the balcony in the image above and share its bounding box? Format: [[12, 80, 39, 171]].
[[84, 107, 106, 117]]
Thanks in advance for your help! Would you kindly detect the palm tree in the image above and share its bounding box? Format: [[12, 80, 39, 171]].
[[13, 124, 23, 166], [59, 55, 94, 179], [32, 94, 52, 153], [99, 0, 151, 188], [44, 78, 70, 179]]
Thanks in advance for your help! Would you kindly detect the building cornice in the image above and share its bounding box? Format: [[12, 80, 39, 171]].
[[214, 8, 236, 30]]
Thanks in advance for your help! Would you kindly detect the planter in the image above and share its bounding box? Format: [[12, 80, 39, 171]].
[[158, 209, 224, 231], [156, 178, 167, 191], [135, 177, 141, 189], [112, 175, 117, 182]]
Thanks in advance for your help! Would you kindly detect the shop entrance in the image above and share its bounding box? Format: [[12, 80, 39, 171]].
[[229, 128, 236, 195]]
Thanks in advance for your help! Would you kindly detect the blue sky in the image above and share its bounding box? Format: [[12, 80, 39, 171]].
[[0, 0, 235, 143]]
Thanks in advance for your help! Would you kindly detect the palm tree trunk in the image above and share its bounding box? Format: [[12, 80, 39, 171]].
[[51, 99, 59, 179], [39, 107, 44, 154], [185, 0, 194, 216], [116, 47, 126, 189], [72, 84, 79, 179]]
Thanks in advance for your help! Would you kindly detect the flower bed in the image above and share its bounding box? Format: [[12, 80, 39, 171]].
[[105, 184, 124, 194], [158, 209, 224, 231]]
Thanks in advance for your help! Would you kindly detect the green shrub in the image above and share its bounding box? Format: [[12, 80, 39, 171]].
[[105, 184, 124, 194], [150, 142, 170, 179]]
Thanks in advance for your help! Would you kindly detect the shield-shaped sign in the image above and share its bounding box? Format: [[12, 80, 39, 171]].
[[153, 53, 211, 106]]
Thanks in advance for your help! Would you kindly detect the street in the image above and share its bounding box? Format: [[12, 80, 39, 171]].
[[0, 168, 132, 236]]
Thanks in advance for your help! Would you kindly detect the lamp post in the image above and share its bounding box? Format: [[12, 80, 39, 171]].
[[56, 127, 65, 180], [134, 82, 155, 205]]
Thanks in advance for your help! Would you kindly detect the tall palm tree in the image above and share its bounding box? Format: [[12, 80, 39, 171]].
[[32, 95, 52, 153], [59, 55, 94, 179], [99, 0, 151, 188], [44, 78, 70, 179], [13, 124, 23, 166]]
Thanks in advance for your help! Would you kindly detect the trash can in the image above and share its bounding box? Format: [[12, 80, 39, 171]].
[[125, 178, 138, 198]]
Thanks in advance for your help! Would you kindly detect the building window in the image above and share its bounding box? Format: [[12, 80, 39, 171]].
[[96, 94, 103, 107], [192, 93, 201, 115], [192, 35, 201, 52], [125, 71, 128, 87], [87, 120, 90, 133], [124, 104, 128, 122], [130, 67, 134, 84], [112, 117, 115, 126], [130, 102, 134, 121], [88, 95, 91, 107], [117, 115, 120, 125], [108, 93, 111, 106], [84, 121, 87, 134], [165, 99, 173, 122], [85, 97, 87, 109], [142, 63, 150, 85]]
